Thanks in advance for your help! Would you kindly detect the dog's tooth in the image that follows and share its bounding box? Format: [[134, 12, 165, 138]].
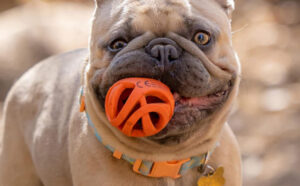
[[215, 92, 222, 97]]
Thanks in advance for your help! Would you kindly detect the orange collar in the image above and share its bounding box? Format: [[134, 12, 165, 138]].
[[80, 90, 212, 179]]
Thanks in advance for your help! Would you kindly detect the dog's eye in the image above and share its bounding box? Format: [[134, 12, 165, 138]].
[[193, 31, 211, 46], [108, 39, 128, 52]]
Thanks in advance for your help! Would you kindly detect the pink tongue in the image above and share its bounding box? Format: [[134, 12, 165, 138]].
[[173, 93, 221, 107], [180, 97, 211, 106]]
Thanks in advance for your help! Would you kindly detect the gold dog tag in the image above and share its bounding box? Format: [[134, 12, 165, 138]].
[[197, 167, 225, 186]]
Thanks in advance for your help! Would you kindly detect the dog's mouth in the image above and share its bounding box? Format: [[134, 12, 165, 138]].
[[148, 80, 233, 143], [173, 81, 231, 109], [93, 74, 234, 144], [93, 71, 234, 143], [93, 66, 234, 144]]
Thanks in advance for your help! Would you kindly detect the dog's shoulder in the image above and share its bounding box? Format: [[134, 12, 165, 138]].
[[7, 48, 88, 103], [1, 49, 89, 184], [4, 48, 88, 130]]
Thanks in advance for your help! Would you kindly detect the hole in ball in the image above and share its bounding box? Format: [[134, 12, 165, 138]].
[[133, 119, 143, 130], [149, 112, 159, 127], [117, 88, 133, 114], [146, 96, 164, 104]]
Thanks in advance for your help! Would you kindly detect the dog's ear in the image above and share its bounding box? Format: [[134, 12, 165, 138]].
[[214, 0, 235, 18]]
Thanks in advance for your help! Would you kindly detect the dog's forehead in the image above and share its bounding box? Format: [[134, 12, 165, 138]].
[[92, 0, 231, 44], [96, 0, 227, 34], [128, 0, 228, 34], [113, 0, 191, 34]]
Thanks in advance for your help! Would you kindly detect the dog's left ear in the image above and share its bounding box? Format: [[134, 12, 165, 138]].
[[214, 0, 235, 18]]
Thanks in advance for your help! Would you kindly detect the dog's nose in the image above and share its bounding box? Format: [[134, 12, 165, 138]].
[[146, 38, 182, 67]]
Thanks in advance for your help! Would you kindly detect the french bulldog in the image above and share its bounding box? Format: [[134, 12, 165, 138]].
[[0, 0, 242, 185]]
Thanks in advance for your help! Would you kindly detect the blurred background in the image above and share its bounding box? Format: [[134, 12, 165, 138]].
[[0, 0, 299, 185]]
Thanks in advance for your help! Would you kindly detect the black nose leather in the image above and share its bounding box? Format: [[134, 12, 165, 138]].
[[146, 38, 182, 68]]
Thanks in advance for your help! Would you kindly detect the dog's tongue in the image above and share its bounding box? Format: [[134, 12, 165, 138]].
[[173, 93, 222, 107]]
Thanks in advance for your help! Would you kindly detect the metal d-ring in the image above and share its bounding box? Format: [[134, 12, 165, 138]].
[[198, 152, 216, 176]]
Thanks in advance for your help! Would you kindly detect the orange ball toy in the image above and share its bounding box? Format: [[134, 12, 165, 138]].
[[105, 78, 175, 137]]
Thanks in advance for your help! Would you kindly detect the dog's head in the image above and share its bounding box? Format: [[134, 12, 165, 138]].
[[86, 0, 240, 147]]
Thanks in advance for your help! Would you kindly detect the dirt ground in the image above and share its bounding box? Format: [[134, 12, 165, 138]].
[[0, 0, 299, 185]]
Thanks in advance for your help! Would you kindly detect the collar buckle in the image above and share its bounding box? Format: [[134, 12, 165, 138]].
[[133, 158, 190, 179]]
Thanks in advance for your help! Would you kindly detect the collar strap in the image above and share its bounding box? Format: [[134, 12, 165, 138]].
[[80, 88, 211, 179]]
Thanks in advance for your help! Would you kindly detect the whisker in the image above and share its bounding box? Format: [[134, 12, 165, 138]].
[[232, 24, 249, 35]]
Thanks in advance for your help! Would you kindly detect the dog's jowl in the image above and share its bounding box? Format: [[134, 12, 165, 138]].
[[0, 0, 242, 185]]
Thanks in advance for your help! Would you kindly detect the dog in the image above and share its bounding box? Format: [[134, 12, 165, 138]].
[[0, 0, 241, 185]]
